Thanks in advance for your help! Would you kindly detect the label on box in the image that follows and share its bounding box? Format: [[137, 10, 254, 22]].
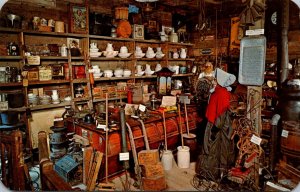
[[161, 96, 176, 107], [250, 135, 262, 145], [0, 101, 8, 111], [119, 152, 129, 161], [54, 117, 63, 122], [281, 130, 289, 138], [139, 104, 146, 112]]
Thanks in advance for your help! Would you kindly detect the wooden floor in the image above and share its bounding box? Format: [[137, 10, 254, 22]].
[[111, 159, 200, 191]]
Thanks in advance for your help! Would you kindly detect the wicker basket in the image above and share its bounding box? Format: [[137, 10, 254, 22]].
[[27, 56, 40, 65]]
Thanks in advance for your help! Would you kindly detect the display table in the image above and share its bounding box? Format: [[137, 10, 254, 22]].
[[65, 105, 202, 178]]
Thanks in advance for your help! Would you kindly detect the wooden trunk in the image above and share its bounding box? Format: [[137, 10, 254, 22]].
[[142, 175, 167, 191]]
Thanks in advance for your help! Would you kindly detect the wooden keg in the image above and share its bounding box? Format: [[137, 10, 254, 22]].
[[281, 121, 300, 159]]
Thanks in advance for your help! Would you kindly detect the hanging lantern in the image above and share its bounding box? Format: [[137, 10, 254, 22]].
[[156, 67, 174, 96]]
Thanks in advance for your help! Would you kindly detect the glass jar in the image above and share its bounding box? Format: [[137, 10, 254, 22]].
[[0, 67, 6, 83]]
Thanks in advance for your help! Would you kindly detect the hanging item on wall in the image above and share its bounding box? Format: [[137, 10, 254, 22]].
[[69, 4, 89, 34], [116, 20, 132, 38]]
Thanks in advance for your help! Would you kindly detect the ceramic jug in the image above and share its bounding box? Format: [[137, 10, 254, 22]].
[[180, 48, 187, 59], [106, 43, 113, 51], [155, 63, 162, 72], [173, 51, 179, 59], [136, 65, 143, 73], [145, 64, 152, 72]]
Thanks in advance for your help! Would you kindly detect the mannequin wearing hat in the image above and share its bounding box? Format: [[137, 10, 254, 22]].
[[197, 68, 236, 179]]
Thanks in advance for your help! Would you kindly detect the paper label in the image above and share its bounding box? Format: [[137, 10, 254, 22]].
[[246, 29, 264, 36], [139, 104, 146, 112], [161, 96, 176, 107], [54, 117, 63, 122], [119, 152, 130, 161], [281, 130, 289, 138], [250, 135, 262, 145], [23, 79, 28, 87]]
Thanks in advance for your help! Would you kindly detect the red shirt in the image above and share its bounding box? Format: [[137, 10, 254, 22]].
[[206, 85, 231, 124]]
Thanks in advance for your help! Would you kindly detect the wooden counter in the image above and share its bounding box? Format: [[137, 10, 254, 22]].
[[66, 105, 202, 178]]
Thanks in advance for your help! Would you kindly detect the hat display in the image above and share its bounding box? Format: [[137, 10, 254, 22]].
[[215, 68, 236, 87]]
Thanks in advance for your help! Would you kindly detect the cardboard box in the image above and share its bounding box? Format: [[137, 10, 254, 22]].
[[141, 162, 164, 178], [138, 150, 159, 165], [142, 175, 167, 191]]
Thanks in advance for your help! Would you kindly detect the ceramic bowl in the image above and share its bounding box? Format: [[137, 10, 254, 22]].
[[118, 52, 132, 58], [90, 52, 102, 57], [156, 53, 165, 59], [114, 69, 124, 77], [90, 48, 99, 53], [145, 70, 155, 76], [135, 71, 145, 76], [135, 52, 145, 58], [103, 51, 118, 58], [146, 53, 156, 58], [93, 72, 103, 78], [123, 69, 132, 77]]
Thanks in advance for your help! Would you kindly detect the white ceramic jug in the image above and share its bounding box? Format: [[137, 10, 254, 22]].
[[106, 43, 113, 51], [180, 48, 187, 59], [173, 51, 179, 59], [155, 63, 162, 72]]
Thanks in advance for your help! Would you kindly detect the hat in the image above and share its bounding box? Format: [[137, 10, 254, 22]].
[[215, 68, 236, 87]]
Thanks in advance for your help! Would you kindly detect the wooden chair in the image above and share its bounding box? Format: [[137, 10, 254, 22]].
[[38, 131, 73, 191], [0, 130, 26, 190]]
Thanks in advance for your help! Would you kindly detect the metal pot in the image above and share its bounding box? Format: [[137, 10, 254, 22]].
[[7, 92, 24, 108]]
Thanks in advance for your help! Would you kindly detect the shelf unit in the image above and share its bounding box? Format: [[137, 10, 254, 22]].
[[0, 27, 196, 109]]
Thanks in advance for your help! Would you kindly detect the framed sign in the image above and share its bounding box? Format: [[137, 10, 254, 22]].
[[238, 36, 266, 86], [69, 4, 89, 34], [133, 24, 144, 40]]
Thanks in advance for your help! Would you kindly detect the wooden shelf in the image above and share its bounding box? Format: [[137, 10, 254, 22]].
[[0, 27, 21, 33], [39, 56, 68, 60], [89, 35, 134, 41], [94, 77, 131, 81], [23, 30, 88, 38], [134, 75, 157, 79], [0, 107, 26, 112], [71, 56, 85, 60], [93, 96, 127, 102], [30, 101, 71, 111], [73, 97, 91, 102], [168, 58, 195, 61], [136, 58, 165, 61], [0, 82, 23, 87], [29, 79, 70, 85], [90, 57, 132, 61], [72, 79, 88, 83], [0, 56, 22, 60]]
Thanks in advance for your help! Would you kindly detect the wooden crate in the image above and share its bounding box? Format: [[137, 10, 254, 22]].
[[142, 175, 167, 191], [138, 150, 159, 165], [141, 162, 164, 178]]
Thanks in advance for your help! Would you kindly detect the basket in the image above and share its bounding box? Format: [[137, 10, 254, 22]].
[[27, 56, 40, 65], [115, 7, 128, 20]]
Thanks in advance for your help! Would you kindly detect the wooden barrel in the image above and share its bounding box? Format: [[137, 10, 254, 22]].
[[281, 121, 300, 159]]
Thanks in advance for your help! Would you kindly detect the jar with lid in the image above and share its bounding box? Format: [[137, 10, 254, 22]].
[[169, 32, 178, 43], [0, 67, 6, 83]]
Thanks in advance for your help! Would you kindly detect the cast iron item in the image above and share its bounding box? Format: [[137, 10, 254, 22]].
[[84, 114, 94, 124]]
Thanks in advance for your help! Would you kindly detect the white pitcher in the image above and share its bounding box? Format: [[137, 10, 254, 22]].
[[106, 43, 113, 51], [180, 48, 187, 59]]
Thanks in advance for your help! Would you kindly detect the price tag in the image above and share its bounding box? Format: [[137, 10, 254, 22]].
[[119, 152, 129, 161], [139, 104, 146, 112], [23, 79, 28, 87], [250, 135, 262, 145], [281, 130, 289, 138], [54, 117, 63, 122]]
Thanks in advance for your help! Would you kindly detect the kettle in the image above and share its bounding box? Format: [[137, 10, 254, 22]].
[[84, 113, 94, 124]]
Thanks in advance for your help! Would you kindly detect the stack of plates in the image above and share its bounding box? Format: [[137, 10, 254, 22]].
[[39, 95, 51, 105], [28, 94, 39, 106]]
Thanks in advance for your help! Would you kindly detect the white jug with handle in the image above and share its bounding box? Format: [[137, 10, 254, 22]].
[[180, 48, 187, 59]]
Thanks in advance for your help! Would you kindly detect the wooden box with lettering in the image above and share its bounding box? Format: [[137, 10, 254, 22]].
[[142, 175, 167, 191], [141, 162, 164, 178], [138, 150, 159, 165]]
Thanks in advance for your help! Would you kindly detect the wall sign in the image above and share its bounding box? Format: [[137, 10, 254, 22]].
[[238, 36, 266, 86]]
